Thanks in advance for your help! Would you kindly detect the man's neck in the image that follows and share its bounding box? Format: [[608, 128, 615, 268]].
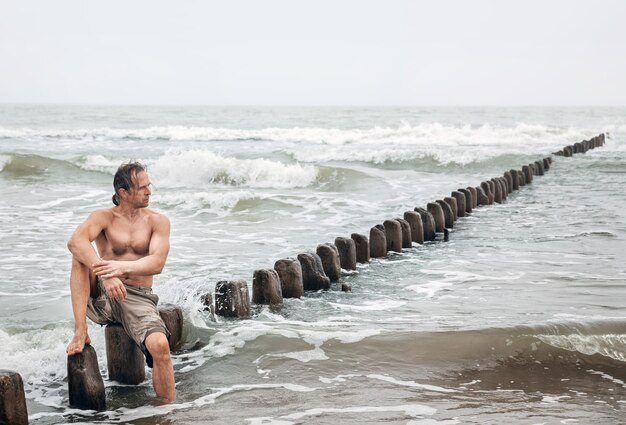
[[116, 204, 143, 220]]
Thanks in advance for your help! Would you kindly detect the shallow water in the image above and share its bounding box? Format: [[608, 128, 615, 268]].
[[0, 106, 625, 424]]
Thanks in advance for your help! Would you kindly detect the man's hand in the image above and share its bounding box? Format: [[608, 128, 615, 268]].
[[101, 277, 127, 300], [93, 259, 128, 279]]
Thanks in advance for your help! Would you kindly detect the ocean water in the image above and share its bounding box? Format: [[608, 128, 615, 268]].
[[0, 105, 625, 424]]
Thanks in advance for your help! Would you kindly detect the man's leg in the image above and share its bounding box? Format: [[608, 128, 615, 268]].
[[145, 332, 175, 402], [66, 256, 97, 355]]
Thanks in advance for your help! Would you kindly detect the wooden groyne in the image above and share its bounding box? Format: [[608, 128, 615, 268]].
[[209, 133, 607, 319]]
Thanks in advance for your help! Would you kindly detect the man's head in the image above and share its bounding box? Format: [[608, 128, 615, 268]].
[[112, 161, 151, 208]]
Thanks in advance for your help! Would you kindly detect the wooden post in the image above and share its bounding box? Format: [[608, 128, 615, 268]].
[[274, 258, 304, 298], [0, 370, 29, 423], [414, 208, 436, 241], [443, 197, 457, 221], [297, 253, 330, 290], [510, 169, 519, 191], [504, 171, 513, 193], [383, 219, 403, 252], [451, 191, 466, 216], [67, 345, 106, 411], [467, 187, 478, 209], [316, 243, 341, 282], [492, 178, 503, 204], [159, 304, 184, 351], [105, 324, 145, 384], [498, 177, 508, 200], [476, 186, 489, 205], [535, 160, 545, 176], [436, 199, 454, 229], [459, 189, 473, 213], [487, 181, 496, 201], [351, 233, 370, 263], [394, 218, 413, 248], [369, 225, 387, 258], [335, 237, 357, 270], [215, 280, 251, 318], [479, 182, 492, 203], [403, 211, 424, 244], [427, 202, 445, 233], [522, 165, 533, 184], [252, 269, 283, 305]]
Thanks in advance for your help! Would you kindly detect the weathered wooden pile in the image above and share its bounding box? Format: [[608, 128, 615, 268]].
[[0, 133, 605, 423]]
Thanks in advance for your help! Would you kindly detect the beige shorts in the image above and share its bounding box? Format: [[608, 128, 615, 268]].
[[87, 278, 169, 355]]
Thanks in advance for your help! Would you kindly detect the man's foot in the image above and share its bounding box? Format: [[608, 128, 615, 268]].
[[66, 331, 91, 355]]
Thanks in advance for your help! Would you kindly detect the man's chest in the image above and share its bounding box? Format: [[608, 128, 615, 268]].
[[103, 222, 152, 256]]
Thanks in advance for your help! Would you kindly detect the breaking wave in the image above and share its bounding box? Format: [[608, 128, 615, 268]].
[[150, 149, 318, 189], [0, 151, 319, 190], [0, 122, 599, 147]]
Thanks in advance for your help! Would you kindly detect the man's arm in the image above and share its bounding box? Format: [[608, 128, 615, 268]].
[[67, 210, 108, 268], [68, 210, 128, 300], [92, 214, 170, 279]]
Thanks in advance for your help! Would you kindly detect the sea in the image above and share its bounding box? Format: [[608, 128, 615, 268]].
[[0, 105, 625, 424]]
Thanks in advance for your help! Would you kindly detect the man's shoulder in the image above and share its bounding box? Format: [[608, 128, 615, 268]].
[[144, 208, 170, 225], [88, 208, 115, 221]]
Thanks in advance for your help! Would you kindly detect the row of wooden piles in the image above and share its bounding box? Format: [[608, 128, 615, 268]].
[[209, 133, 606, 318], [0, 133, 605, 423]]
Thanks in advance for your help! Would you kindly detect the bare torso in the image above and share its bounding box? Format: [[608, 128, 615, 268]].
[[94, 207, 160, 287]]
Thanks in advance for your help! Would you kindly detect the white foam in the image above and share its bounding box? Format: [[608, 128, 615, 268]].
[[258, 327, 382, 364], [78, 154, 122, 174], [319, 374, 361, 384], [287, 146, 508, 166], [155, 190, 260, 212], [247, 419, 294, 425], [367, 374, 457, 393], [175, 322, 381, 373], [150, 149, 318, 189], [537, 333, 626, 362], [274, 347, 329, 362], [0, 154, 11, 171], [280, 403, 437, 420], [586, 370, 626, 388], [405, 281, 452, 298], [0, 122, 598, 150], [329, 299, 406, 312], [541, 395, 571, 403]]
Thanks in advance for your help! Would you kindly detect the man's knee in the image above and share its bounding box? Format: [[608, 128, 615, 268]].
[[71, 256, 96, 280], [71, 256, 97, 294], [145, 332, 170, 361]]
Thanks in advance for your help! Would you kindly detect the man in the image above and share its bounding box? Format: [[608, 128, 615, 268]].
[[65, 161, 174, 402]]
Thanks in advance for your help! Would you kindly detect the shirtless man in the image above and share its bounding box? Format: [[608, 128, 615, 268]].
[[65, 161, 174, 402]]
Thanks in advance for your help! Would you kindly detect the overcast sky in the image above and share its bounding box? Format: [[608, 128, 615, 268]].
[[1, 1, 625, 106]]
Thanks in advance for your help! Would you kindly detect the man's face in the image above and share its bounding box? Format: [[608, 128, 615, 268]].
[[127, 171, 152, 208]]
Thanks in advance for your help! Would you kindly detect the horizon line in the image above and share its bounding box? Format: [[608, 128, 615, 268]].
[[1, 102, 625, 108]]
